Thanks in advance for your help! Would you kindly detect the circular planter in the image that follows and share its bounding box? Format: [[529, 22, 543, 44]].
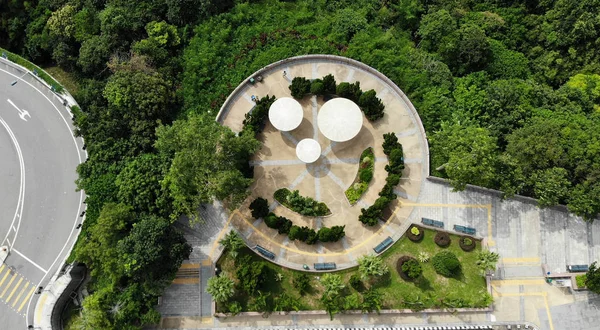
[[434, 232, 451, 248], [396, 256, 417, 281], [406, 225, 424, 242], [459, 236, 477, 252]]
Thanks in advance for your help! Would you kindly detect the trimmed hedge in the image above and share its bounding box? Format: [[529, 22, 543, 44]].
[[0, 47, 64, 93], [459, 236, 477, 252], [256, 198, 344, 244], [432, 251, 461, 277], [274, 188, 331, 216], [434, 232, 451, 247]]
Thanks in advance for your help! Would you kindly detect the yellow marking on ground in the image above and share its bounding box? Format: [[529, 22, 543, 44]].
[[5, 277, 23, 303], [502, 257, 541, 264], [493, 292, 554, 330], [34, 293, 48, 323], [0, 264, 5, 275], [11, 281, 29, 307], [0, 268, 11, 289], [172, 277, 200, 285], [208, 212, 236, 261], [201, 317, 212, 324], [0, 273, 17, 298], [18, 285, 36, 312], [492, 279, 546, 286], [179, 263, 200, 269], [201, 259, 211, 266], [487, 205, 495, 246]]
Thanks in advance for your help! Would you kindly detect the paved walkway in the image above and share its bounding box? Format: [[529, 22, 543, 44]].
[[156, 179, 600, 329]]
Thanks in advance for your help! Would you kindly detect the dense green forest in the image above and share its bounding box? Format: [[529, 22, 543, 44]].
[[2, 0, 600, 328]]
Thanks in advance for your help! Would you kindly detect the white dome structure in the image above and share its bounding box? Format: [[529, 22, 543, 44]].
[[317, 98, 363, 142], [296, 139, 321, 163], [268, 97, 304, 131]]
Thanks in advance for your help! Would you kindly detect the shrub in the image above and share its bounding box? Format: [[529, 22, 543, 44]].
[[359, 205, 382, 226], [382, 133, 400, 156], [249, 197, 269, 219], [464, 237, 473, 245], [318, 225, 345, 242], [236, 256, 269, 294], [349, 273, 364, 291], [346, 182, 367, 204], [359, 168, 373, 183], [385, 148, 405, 174], [322, 74, 336, 94], [401, 259, 423, 279], [336, 82, 351, 98], [432, 251, 461, 277], [277, 217, 292, 234], [242, 95, 276, 135], [336, 81, 362, 102], [310, 79, 325, 95], [411, 227, 420, 235], [434, 232, 451, 247], [359, 89, 385, 121], [289, 77, 311, 99], [293, 273, 311, 295], [264, 212, 279, 228], [417, 251, 430, 263]]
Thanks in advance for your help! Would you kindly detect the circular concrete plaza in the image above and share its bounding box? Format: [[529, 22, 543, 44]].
[[217, 55, 429, 270]]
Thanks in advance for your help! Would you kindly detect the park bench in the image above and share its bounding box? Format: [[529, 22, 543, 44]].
[[373, 236, 394, 254], [453, 224, 476, 235], [255, 245, 275, 260], [314, 262, 336, 271], [422, 217, 444, 228], [567, 264, 588, 272]]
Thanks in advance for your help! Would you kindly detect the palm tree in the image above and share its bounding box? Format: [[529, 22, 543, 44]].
[[357, 255, 389, 280], [476, 250, 500, 275], [320, 273, 345, 297], [206, 275, 235, 303], [219, 230, 245, 258]]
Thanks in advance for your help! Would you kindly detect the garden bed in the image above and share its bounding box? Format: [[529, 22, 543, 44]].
[[274, 188, 331, 216], [459, 236, 477, 252], [345, 147, 375, 205], [215, 228, 488, 314]]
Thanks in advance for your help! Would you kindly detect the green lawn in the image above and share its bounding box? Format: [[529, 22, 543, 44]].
[[217, 228, 489, 313]]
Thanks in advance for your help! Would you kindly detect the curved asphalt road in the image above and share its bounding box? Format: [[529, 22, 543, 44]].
[[0, 59, 85, 329]]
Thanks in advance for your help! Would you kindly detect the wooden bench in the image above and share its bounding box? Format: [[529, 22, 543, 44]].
[[314, 262, 336, 271], [255, 245, 275, 260], [422, 217, 444, 228], [567, 264, 589, 272], [373, 236, 394, 253], [454, 224, 476, 235]]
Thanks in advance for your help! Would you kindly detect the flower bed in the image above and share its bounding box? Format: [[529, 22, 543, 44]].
[[274, 188, 331, 216], [407, 225, 424, 242], [396, 256, 421, 281], [459, 236, 477, 252], [345, 147, 375, 205], [434, 232, 451, 247]]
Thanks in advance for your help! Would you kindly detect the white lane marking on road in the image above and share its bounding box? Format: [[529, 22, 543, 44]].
[[0, 67, 85, 326], [11, 249, 47, 274], [0, 116, 25, 251], [6, 99, 31, 121]]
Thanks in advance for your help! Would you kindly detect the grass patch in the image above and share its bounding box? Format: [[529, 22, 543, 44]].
[[345, 147, 374, 205], [576, 274, 587, 288], [274, 188, 331, 216], [0, 47, 64, 93], [43, 66, 81, 96], [217, 228, 488, 313]]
